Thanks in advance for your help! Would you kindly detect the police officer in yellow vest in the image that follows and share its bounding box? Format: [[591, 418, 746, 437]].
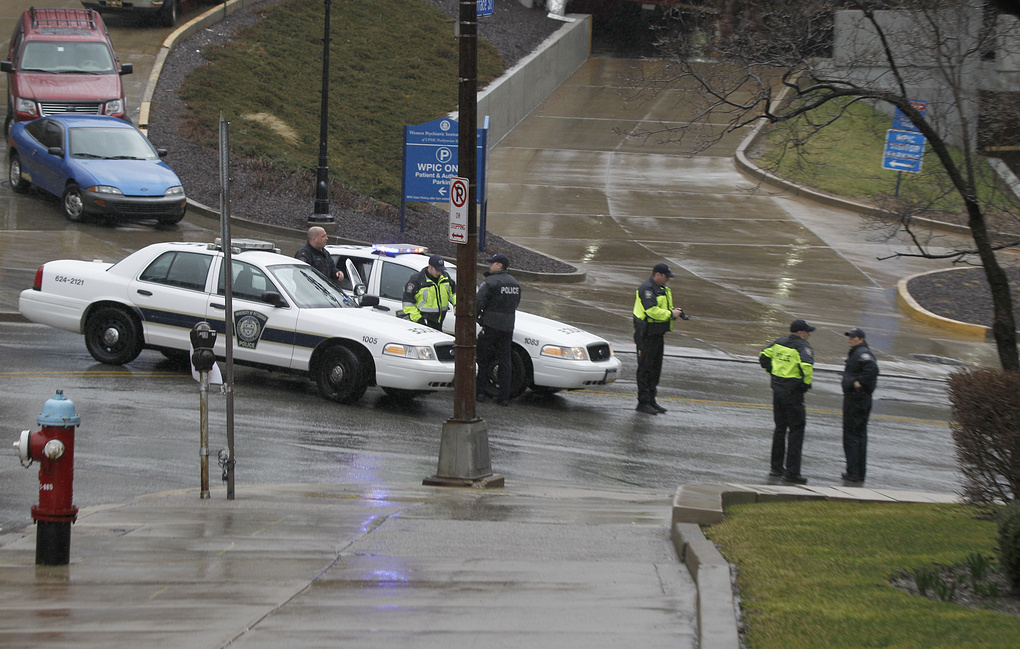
[[759, 319, 816, 484], [633, 263, 685, 415], [401, 254, 456, 331]]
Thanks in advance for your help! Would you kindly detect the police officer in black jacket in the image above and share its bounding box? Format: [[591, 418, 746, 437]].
[[295, 226, 343, 285], [475, 253, 521, 405], [842, 327, 879, 483]]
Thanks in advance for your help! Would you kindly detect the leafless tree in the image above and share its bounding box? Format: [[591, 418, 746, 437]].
[[626, 0, 1020, 370]]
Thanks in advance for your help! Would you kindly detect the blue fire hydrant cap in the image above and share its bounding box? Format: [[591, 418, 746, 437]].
[[37, 390, 81, 427]]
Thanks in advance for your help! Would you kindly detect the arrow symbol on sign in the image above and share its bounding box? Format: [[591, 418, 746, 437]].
[[439, 187, 448, 196], [888, 160, 914, 169]]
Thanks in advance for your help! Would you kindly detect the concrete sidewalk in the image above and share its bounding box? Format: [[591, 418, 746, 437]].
[[0, 482, 698, 649]]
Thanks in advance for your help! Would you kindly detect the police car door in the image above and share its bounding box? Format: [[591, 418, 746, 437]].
[[211, 258, 298, 369], [375, 258, 415, 316], [129, 248, 215, 351]]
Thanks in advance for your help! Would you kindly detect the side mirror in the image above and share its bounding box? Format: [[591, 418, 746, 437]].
[[120, 63, 133, 75], [354, 283, 367, 297], [156, 148, 168, 157], [261, 291, 287, 308], [47, 146, 63, 157], [1, 61, 13, 73], [359, 294, 380, 308]]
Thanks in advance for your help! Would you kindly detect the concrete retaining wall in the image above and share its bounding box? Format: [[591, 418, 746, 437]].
[[476, 15, 591, 146]]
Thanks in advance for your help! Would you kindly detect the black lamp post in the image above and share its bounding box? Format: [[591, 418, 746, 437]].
[[309, 0, 333, 224]]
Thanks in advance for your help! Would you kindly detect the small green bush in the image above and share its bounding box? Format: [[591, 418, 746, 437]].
[[947, 368, 1020, 504], [999, 501, 1020, 592]]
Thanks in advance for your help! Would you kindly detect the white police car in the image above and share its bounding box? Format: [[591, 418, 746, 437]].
[[18, 240, 456, 404], [327, 244, 621, 398]]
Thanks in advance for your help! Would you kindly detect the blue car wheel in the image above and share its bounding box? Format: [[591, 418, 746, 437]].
[[61, 183, 87, 222], [8, 153, 29, 193]]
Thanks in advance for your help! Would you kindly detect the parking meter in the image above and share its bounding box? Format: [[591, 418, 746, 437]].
[[190, 321, 217, 372]]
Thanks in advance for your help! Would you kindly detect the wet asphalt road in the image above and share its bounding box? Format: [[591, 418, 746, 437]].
[[0, 321, 958, 535]]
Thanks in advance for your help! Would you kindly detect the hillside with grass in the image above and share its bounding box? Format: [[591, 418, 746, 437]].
[[176, 0, 505, 205]]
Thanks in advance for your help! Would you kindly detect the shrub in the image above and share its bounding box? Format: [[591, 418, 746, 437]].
[[999, 501, 1020, 592], [947, 368, 1020, 504]]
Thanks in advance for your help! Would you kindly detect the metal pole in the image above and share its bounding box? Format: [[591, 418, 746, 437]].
[[219, 115, 236, 499], [199, 369, 210, 499], [309, 0, 333, 223]]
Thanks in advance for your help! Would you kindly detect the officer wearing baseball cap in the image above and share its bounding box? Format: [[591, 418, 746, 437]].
[[759, 318, 816, 484], [476, 252, 521, 405], [401, 253, 456, 331], [633, 262, 686, 415], [841, 327, 879, 483]]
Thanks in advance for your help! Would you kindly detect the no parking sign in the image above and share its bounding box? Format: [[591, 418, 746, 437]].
[[449, 176, 468, 244]]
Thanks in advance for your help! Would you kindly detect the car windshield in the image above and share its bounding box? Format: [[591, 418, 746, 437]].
[[20, 41, 115, 74], [269, 264, 358, 309], [69, 127, 158, 160]]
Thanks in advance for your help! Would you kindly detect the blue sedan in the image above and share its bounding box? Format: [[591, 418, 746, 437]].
[[7, 115, 187, 225]]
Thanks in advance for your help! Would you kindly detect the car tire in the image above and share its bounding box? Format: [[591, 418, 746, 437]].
[[84, 306, 143, 365], [62, 183, 88, 222], [8, 153, 29, 193], [481, 345, 529, 399], [159, 0, 179, 27], [314, 345, 368, 404]]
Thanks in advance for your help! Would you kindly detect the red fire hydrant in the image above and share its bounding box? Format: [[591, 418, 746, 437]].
[[13, 390, 80, 566]]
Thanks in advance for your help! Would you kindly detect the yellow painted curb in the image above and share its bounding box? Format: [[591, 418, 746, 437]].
[[896, 269, 991, 338]]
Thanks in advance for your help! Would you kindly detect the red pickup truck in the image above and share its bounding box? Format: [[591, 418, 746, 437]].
[[1, 7, 133, 135]]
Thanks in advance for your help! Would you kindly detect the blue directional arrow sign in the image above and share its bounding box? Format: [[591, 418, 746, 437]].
[[882, 129, 925, 173]]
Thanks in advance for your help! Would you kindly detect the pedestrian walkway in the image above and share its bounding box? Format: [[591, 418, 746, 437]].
[[0, 482, 698, 649]]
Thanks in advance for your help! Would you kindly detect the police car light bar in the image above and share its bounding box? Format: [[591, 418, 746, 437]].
[[371, 244, 428, 256], [212, 238, 280, 254]]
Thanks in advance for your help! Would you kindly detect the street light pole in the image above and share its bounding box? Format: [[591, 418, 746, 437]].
[[309, 0, 333, 224]]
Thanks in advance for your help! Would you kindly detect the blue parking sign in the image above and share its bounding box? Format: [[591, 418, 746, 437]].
[[478, 0, 493, 17]]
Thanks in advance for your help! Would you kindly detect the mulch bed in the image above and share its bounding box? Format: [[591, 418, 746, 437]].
[[907, 267, 1020, 327]]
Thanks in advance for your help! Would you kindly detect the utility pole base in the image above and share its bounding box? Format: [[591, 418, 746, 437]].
[[423, 419, 503, 488], [422, 473, 505, 489]]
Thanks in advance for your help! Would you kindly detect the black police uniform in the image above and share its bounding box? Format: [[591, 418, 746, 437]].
[[475, 268, 521, 403], [842, 342, 879, 481], [295, 243, 341, 284]]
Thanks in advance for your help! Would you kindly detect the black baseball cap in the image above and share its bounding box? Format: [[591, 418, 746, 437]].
[[485, 253, 510, 268], [790, 319, 816, 332], [845, 327, 866, 339], [428, 254, 445, 270], [652, 263, 675, 278]]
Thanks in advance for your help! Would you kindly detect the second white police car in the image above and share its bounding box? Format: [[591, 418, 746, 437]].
[[328, 244, 622, 398], [18, 240, 456, 404]]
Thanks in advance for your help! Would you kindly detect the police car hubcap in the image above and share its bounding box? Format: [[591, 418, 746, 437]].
[[103, 327, 120, 346], [329, 365, 345, 384]]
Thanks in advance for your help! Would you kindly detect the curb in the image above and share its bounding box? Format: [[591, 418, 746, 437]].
[[670, 483, 960, 649], [896, 269, 993, 338]]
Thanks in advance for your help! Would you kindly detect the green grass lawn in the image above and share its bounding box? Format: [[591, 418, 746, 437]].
[[754, 99, 1011, 216], [705, 501, 1020, 648], [178, 0, 504, 205]]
